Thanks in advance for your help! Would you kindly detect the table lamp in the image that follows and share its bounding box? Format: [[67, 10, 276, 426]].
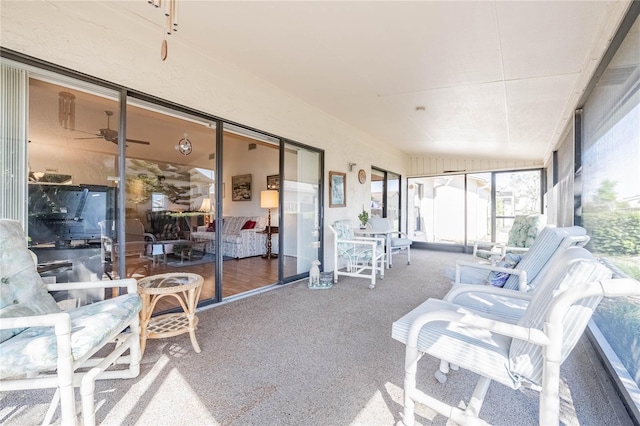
[[260, 190, 279, 259], [199, 198, 212, 225]]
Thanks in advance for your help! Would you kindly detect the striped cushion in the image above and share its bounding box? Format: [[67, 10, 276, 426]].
[[391, 298, 517, 389], [446, 290, 528, 324], [503, 226, 587, 290], [390, 237, 411, 248], [508, 247, 611, 387]]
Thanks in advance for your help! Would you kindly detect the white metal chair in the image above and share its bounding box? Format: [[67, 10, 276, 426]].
[[392, 246, 639, 425], [0, 219, 142, 426], [472, 214, 547, 262], [367, 217, 412, 267], [329, 219, 385, 289]]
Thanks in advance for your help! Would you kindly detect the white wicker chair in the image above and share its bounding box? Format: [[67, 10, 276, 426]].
[[0, 219, 142, 426], [392, 246, 640, 425]]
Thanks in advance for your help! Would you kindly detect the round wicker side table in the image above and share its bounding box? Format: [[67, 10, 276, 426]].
[[137, 272, 204, 356]]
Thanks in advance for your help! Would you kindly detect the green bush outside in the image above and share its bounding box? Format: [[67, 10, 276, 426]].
[[582, 210, 640, 257], [583, 207, 640, 387]]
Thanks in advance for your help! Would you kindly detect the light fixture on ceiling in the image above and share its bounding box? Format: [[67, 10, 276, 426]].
[[58, 91, 76, 130], [148, 0, 179, 61], [176, 133, 192, 155]]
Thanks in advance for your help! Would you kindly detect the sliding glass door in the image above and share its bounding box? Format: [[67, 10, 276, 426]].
[[281, 141, 322, 281], [27, 74, 121, 303]]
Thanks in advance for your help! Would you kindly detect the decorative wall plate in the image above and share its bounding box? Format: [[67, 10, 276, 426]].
[[358, 169, 367, 184]]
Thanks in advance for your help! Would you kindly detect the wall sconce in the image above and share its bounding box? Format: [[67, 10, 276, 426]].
[[349, 162, 357, 172]]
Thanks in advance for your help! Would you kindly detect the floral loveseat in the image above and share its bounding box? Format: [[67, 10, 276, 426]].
[[191, 216, 277, 259]]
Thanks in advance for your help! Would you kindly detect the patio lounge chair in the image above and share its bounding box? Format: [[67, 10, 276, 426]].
[[472, 214, 546, 262], [451, 226, 589, 291], [392, 246, 639, 425], [0, 219, 142, 426]]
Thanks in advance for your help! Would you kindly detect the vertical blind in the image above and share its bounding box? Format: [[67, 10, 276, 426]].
[[0, 64, 28, 226]]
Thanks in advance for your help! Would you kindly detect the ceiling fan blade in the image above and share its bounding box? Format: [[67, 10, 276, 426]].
[[74, 136, 101, 140], [73, 129, 100, 136], [125, 138, 151, 145]]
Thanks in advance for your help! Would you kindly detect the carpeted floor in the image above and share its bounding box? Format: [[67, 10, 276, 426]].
[[0, 250, 632, 425]]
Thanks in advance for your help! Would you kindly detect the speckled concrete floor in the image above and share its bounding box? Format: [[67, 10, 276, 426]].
[[1, 250, 633, 425]]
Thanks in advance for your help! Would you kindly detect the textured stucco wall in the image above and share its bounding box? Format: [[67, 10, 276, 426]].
[[1, 1, 409, 271]]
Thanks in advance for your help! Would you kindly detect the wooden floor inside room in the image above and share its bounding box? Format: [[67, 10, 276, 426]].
[[151, 254, 297, 312]]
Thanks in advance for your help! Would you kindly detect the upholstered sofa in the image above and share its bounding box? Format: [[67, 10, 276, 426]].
[[191, 216, 278, 259]]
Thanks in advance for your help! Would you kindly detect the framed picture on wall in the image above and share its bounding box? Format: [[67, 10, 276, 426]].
[[267, 174, 279, 190], [329, 171, 346, 207], [232, 174, 252, 201]]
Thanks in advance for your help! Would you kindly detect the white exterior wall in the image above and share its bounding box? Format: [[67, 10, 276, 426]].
[[0, 2, 411, 271], [0, 2, 544, 271]]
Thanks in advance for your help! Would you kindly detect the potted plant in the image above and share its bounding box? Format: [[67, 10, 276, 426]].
[[358, 208, 369, 229]]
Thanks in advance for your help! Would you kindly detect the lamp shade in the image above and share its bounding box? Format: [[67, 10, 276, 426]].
[[260, 190, 279, 209], [199, 198, 212, 212]]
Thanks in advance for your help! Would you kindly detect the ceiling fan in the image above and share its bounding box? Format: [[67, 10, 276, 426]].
[[75, 110, 151, 145]]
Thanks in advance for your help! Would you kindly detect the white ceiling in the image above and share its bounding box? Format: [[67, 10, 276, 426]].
[[16, 1, 630, 163]]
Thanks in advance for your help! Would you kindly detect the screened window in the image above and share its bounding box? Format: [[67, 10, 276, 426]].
[[580, 13, 640, 397]]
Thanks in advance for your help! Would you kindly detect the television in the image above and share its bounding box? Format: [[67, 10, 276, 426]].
[[28, 183, 116, 247]]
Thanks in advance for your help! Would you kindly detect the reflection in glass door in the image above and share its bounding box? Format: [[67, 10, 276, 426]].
[[27, 76, 121, 303], [371, 167, 401, 230], [371, 168, 385, 218], [221, 124, 281, 297], [466, 173, 491, 245], [387, 172, 400, 229], [282, 142, 322, 280], [126, 99, 217, 309]]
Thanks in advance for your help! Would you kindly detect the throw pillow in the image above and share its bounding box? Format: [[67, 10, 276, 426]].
[[487, 253, 522, 287], [206, 222, 215, 232], [241, 220, 256, 230]]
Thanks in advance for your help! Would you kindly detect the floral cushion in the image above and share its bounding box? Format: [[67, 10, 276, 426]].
[[0, 220, 61, 343], [333, 220, 375, 262], [0, 293, 142, 379], [507, 214, 546, 248]]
